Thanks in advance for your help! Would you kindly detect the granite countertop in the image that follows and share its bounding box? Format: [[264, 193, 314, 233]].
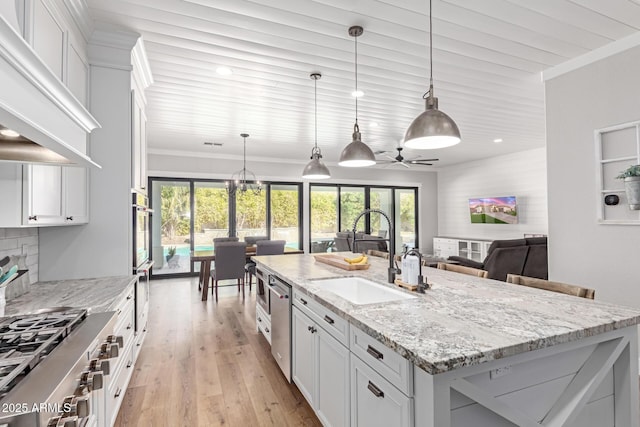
[[254, 253, 640, 375], [4, 275, 137, 316]]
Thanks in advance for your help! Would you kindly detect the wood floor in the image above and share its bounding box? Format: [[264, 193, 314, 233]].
[[114, 277, 321, 427]]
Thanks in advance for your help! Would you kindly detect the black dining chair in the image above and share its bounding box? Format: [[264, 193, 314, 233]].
[[209, 241, 247, 301], [245, 240, 286, 290]]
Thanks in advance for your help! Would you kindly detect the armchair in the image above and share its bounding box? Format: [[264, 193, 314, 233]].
[[448, 237, 547, 282]]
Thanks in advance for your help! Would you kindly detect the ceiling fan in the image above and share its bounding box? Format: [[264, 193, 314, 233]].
[[375, 147, 439, 168]]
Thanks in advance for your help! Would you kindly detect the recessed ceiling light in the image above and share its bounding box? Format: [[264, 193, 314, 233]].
[[216, 66, 233, 76], [370, 121, 378, 128], [0, 128, 20, 137], [493, 138, 503, 143], [351, 90, 364, 98]]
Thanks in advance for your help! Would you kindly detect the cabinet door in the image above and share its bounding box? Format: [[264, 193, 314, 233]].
[[292, 307, 316, 408], [63, 167, 88, 224], [351, 355, 413, 427], [24, 164, 63, 225], [317, 327, 350, 427], [131, 90, 147, 192], [30, 0, 65, 80]]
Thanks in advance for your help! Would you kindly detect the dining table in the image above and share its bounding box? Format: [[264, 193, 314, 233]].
[[192, 246, 304, 301]]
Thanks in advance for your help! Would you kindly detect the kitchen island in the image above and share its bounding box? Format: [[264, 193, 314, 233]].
[[254, 253, 640, 427]]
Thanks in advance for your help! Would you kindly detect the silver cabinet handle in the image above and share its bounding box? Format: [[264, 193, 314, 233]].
[[267, 284, 288, 299], [367, 381, 384, 398], [366, 345, 384, 360]]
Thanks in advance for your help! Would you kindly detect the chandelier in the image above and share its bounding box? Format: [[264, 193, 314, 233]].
[[226, 133, 262, 195]]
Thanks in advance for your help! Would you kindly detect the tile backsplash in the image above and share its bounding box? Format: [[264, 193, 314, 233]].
[[0, 228, 38, 285]]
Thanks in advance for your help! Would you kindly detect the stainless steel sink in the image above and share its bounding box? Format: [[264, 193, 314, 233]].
[[312, 277, 417, 305]]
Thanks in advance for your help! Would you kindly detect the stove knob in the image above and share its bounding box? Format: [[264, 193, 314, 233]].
[[74, 396, 90, 418], [46, 416, 78, 427], [89, 358, 110, 375], [107, 334, 124, 348], [81, 370, 103, 391], [100, 342, 119, 358]]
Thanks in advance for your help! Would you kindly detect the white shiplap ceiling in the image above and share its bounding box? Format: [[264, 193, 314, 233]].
[[86, 0, 640, 168]]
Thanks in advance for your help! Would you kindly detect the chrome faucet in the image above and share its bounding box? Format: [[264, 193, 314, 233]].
[[351, 208, 400, 283]]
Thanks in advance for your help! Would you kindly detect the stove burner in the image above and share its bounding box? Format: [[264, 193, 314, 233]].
[[0, 309, 87, 397]]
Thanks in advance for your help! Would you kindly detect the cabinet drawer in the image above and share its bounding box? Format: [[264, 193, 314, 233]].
[[107, 337, 135, 427], [350, 326, 413, 396], [256, 304, 271, 344], [351, 354, 413, 427], [293, 289, 349, 346]]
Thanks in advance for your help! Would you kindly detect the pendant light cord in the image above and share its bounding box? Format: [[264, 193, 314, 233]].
[[429, 0, 433, 89], [354, 31, 359, 126], [314, 76, 318, 149], [242, 136, 247, 182]]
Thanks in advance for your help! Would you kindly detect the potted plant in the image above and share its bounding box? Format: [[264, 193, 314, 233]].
[[166, 246, 177, 262], [616, 165, 640, 210]]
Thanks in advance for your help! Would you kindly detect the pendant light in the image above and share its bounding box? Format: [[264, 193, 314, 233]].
[[339, 25, 376, 167], [225, 133, 262, 195], [404, 0, 461, 149], [302, 73, 331, 179]]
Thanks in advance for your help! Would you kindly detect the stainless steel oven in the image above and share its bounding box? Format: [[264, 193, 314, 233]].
[[132, 190, 151, 271]]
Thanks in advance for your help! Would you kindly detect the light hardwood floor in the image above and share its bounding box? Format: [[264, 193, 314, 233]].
[[114, 277, 322, 426]]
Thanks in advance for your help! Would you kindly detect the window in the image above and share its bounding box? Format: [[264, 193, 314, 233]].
[[309, 186, 338, 253], [309, 184, 418, 254], [150, 178, 301, 277]]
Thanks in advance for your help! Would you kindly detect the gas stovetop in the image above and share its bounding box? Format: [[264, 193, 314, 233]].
[[0, 308, 87, 398]]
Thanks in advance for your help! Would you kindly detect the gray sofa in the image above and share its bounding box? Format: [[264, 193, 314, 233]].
[[448, 237, 548, 282]]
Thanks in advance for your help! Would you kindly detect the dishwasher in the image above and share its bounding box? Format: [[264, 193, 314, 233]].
[[268, 274, 292, 382]]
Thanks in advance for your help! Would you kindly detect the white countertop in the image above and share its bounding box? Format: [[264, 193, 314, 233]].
[[4, 275, 137, 316], [254, 252, 640, 375]]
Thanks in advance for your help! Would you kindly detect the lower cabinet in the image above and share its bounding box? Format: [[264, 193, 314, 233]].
[[351, 355, 413, 427], [292, 306, 350, 427]]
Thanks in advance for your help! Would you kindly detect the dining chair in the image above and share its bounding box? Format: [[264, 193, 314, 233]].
[[210, 241, 247, 301], [506, 274, 595, 299], [246, 240, 286, 290], [213, 236, 239, 245], [244, 235, 269, 246], [436, 262, 489, 278]]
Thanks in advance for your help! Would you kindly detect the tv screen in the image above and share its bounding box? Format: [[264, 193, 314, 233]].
[[469, 196, 518, 224]]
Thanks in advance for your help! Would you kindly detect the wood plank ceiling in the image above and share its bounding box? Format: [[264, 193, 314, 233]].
[[86, 0, 640, 168]]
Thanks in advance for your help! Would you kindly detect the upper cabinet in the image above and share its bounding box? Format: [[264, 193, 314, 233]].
[[131, 89, 148, 192]]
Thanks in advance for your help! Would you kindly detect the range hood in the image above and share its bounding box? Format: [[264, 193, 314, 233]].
[[0, 12, 101, 168]]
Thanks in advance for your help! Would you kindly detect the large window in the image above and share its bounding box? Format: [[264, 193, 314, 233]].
[[309, 184, 418, 254], [150, 178, 301, 277], [309, 186, 338, 253]]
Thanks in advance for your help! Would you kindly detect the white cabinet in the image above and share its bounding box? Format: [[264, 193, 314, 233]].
[[28, 0, 65, 80], [131, 89, 148, 193], [433, 237, 493, 261], [23, 164, 88, 226], [433, 238, 458, 259], [292, 306, 350, 427], [351, 355, 413, 427]]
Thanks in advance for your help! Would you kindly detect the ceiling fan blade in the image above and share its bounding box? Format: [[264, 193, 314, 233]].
[[411, 158, 439, 162], [400, 162, 410, 169], [408, 161, 433, 166], [384, 154, 396, 161]]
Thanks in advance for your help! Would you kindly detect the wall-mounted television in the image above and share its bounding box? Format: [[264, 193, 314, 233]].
[[469, 196, 518, 224]]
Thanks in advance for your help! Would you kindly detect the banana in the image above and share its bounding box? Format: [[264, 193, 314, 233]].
[[354, 255, 368, 265], [344, 254, 364, 264]]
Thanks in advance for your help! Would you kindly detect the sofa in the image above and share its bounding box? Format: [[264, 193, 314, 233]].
[[334, 232, 388, 253], [448, 237, 548, 282]]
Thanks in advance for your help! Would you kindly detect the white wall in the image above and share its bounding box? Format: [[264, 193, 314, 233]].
[[545, 45, 640, 307], [148, 152, 438, 252], [437, 148, 548, 241]]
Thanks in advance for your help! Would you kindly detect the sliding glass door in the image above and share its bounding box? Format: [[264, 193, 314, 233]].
[[310, 186, 338, 253], [150, 178, 301, 278]]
